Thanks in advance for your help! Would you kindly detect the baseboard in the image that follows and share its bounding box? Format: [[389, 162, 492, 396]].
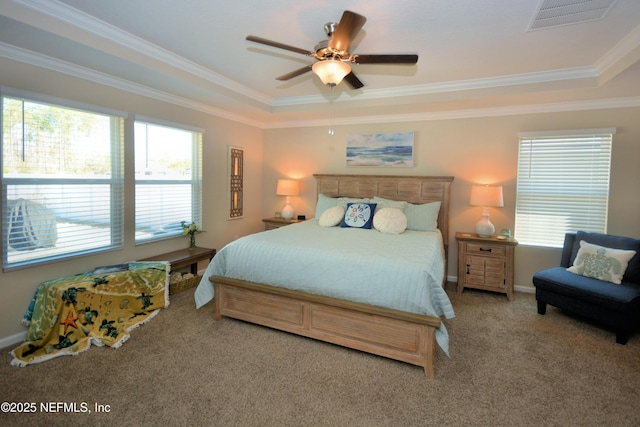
[[447, 275, 535, 294], [0, 331, 26, 351]]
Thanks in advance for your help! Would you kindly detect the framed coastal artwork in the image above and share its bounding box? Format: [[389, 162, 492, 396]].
[[346, 132, 414, 167], [228, 145, 243, 219]]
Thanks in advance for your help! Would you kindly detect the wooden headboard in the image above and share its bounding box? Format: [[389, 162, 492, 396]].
[[314, 174, 454, 261]]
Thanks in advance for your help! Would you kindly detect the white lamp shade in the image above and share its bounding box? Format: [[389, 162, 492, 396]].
[[470, 185, 504, 207], [312, 60, 351, 86], [276, 179, 299, 196]]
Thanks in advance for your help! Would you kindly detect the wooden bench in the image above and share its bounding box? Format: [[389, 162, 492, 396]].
[[140, 247, 215, 293], [141, 247, 215, 274]]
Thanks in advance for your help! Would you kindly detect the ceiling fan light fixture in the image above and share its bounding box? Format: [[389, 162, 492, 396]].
[[247, 11, 417, 90], [312, 60, 351, 86]]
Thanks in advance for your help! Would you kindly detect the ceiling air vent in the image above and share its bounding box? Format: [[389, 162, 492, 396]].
[[529, 0, 618, 30]]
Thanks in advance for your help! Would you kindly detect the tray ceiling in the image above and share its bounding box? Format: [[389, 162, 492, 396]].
[[1, 0, 639, 127]]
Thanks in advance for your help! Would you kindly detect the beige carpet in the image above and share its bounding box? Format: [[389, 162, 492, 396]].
[[1, 284, 639, 426]]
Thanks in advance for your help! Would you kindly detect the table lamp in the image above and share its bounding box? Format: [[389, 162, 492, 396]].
[[276, 179, 299, 220], [470, 185, 504, 237]]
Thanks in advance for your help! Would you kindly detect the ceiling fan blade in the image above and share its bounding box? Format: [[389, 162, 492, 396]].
[[353, 54, 419, 64], [276, 65, 313, 81], [246, 35, 311, 56], [343, 72, 364, 89], [329, 10, 366, 52]]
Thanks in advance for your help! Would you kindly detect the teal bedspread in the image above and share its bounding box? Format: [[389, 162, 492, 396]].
[[195, 220, 454, 354]]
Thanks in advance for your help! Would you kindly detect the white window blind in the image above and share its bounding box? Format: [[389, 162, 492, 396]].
[[515, 129, 614, 247], [134, 121, 202, 244], [2, 94, 124, 270]]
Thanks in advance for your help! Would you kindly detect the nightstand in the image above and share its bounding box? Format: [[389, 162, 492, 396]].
[[262, 217, 304, 230], [456, 232, 518, 300]]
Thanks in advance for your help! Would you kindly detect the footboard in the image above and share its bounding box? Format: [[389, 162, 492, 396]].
[[211, 276, 441, 378]]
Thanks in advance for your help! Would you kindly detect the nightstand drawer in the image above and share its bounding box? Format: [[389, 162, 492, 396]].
[[466, 242, 506, 257]]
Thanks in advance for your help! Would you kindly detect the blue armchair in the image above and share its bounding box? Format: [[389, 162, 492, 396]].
[[533, 231, 640, 344]]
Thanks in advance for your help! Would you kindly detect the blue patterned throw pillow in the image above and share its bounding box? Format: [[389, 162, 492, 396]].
[[341, 203, 377, 229]]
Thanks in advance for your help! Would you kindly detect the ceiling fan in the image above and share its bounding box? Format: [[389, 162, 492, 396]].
[[246, 10, 418, 89]]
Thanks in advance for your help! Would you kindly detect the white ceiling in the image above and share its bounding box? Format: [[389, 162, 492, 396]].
[[1, 0, 640, 128]]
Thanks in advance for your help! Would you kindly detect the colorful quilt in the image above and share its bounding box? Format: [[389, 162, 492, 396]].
[[11, 261, 169, 366]]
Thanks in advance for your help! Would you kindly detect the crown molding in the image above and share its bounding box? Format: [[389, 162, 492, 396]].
[[0, 43, 263, 128], [2, 41, 639, 130], [264, 97, 640, 129], [10, 0, 273, 107], [9, 0, 609, 112], [4, 41, 639, 130], [595, 23, 640, 81], [272, 66, 599, 107]]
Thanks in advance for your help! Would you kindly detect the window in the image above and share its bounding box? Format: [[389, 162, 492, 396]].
[[1, 90, 125, 270], [515, 128, 614, 247], [134, 119, 202, 244]]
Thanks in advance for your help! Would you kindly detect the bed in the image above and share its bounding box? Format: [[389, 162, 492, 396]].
[[195, 174, 455, 378]]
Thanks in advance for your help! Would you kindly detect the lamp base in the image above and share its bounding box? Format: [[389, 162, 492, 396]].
[[475, 214, 495, 238], [281, 203, 295, 220]]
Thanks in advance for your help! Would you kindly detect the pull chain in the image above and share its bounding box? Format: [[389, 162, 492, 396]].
[[328, 83, 335, 136]]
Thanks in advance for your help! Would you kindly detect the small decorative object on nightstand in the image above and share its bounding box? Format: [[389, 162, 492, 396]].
[[456, 232, 518, 300], [262, 217, 304, 231]]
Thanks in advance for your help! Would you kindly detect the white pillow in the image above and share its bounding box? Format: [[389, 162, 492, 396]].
[[318, 205, 345, 227], [373, 208, 407, 235], [567, 240, 636, 284]]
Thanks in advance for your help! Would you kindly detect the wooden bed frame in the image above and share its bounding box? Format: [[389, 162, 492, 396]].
[[211, 174, 454, 378]]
